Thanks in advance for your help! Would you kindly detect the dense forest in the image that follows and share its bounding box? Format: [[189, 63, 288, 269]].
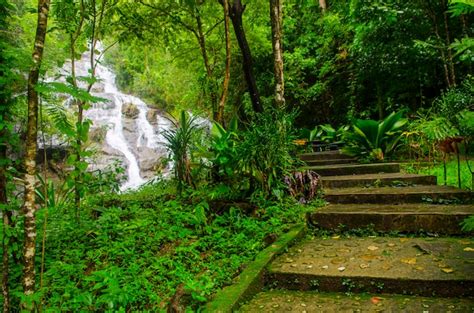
[[0, 0, 473, 311]]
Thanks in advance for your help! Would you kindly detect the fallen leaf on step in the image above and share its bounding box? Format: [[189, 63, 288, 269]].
[[361, 254, 378, 261], [401, 257, 417, 265], [332, 235, 340, 239], [371, 297, 382, 304], [441, 267, 454, 273], [414, 266, 424, 271], [331, 257, 346, 264], [360, 263, 369, 269], [463, 247, 474, 252], [338, 266, 346, 272], [337, 248, 351, 253], [367, 245, 379, 251]]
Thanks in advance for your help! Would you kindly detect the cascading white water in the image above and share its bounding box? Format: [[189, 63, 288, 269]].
[[63, 47, 171, 190]]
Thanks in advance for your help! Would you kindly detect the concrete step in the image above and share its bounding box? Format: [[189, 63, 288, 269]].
[[303, 163, 400, 176], [322, 173, 437, 189], [305, 158, 357, 166], [299, 150, 353, 161], [308, 204, 474, 235], [239, 290, 474, 312], [324, 185, 473, 204], [267, 237, 474, 297]]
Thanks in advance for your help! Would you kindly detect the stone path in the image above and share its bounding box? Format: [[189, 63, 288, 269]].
[[240, 151, 474, 312]]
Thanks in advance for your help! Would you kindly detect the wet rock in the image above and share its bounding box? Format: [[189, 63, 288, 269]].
[[122, 103, 139, 119], [89, 126, 108, 143], [146, 108, 159, 124]]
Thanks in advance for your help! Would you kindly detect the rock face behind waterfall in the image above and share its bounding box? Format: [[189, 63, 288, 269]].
[[63, 49, 171, 189]]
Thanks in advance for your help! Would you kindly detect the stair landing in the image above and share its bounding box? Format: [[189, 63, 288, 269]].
[[267, 236, 474, 297], [239, 290, 474, 312]]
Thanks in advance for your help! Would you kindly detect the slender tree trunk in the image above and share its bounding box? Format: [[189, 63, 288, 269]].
[[270, 0, 285, 108], [22, 0, 51, 304], [376, 82, 384, 120], [318, 0, 327, 12], [443, 10, 456, 87], [0, 53, 11, 313], [425, 3, 452, 88], [69, 33, 83, 220], [1, 135, 11, 313], [216, 0, 231, 123], [229, 0, 263, 113], [195, 12, 219, 113]]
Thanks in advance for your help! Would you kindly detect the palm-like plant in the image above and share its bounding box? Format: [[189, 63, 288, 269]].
[[162, 111, 202, 191], [343, 111, 407, 161]]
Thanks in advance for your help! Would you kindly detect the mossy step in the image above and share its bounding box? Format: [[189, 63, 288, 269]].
[[303, 163, 400, 176], [304, 158, 357, 166], [324, 185, 473, 204], [267, 237, 474, 297], [322, 173, 437, 188], [299, 150, 353, 161], [308, 204, 474, 234], [238, 290, 474, 312]]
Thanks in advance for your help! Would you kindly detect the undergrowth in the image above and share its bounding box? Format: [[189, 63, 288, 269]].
[[401, 159, 473, 190], [1, 181, 322, 311]]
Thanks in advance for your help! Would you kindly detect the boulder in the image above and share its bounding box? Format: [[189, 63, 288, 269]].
[[122, 103, 139, 119]]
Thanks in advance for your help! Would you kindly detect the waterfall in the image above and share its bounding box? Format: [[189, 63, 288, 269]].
[[64, 47, 171, 190]]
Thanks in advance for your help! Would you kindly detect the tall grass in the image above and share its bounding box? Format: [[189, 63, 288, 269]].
[[402, 158, 473, 190]]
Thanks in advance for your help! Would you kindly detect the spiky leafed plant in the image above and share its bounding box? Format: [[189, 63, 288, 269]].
[[343, 111, 408, 161], [162, 111, 202, 192]]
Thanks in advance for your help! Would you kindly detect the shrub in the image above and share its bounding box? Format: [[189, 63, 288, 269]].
[[237, 109, 298, 198], [342, 111, 407, 161]]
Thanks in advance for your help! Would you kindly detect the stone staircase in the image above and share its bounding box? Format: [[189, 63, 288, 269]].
[[239, 151, 474, 312]]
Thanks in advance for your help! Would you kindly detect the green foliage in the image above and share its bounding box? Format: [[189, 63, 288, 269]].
[[0, 181, 314, 310], [404, 114, 458, 160], [343, 111, 408, 161], [163, 111, 203, 191], [318, 124, 349, 144], [35, 175, 73, 211], [461, 215, 474, 232], [433, 77, 474, 123], [284, 2, 353, 127], [209, 117, 239, 180], [237, 109, 298, 198], [402, 160, 472, 190]]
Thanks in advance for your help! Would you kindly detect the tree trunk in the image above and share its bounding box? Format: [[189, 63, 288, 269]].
[[424, 2, 453, 88], [318, 0, 327, 12], [216, 0, 231, 123], [229, 0, 263, 113], [1, 133, 11, 313], [69, 33, 84, 220], [443, 10, 456, 87], [195, 11, 219, 113], [376, 82, 384, 120], [270, 0, 285, 108], [22, 0, 51, 304]]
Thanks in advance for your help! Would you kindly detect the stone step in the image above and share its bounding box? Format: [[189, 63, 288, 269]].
[[239, 290, 474, 312], [322, 173, 437, 189], [308, 204, 474, 234], [305, 158, 357, 166], [324, 185, 473, 204], [304, 163, 400, 176], [267, 237, 474, 297], [299, 150, 353, 161]]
